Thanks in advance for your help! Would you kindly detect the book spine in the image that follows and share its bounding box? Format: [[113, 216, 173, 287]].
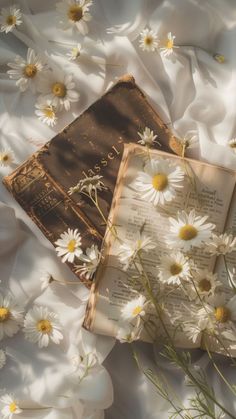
[[3, 157, 102, 288]]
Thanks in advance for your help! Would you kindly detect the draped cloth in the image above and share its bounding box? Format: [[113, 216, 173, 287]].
[[0, 0, 236, 418]]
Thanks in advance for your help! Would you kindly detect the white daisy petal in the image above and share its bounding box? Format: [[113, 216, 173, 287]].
[[0, 393, 22, 418], [139, 28, 159, 52], [0, 293, 24, 341], [56, 0, 93, 34], [0, 5, 22, 33], [54, 228, 83, 264]]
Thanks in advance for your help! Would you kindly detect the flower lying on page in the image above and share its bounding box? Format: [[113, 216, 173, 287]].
[[206, 233, 236, 256], [0, 349, 6, 370], [0, 5, 22, 33], [133, 158, 184, 206], [166, 209, 215, 251], [55, 228, 83, 263], [23, 306, 63, 348], [0, 394, 22, 418], [158, 252, 192, 286], [38, 72, 79, 111], [68, 175, 107, 196], [139, 29, 159, 52], [7, 48, 48, 93], [160, 32, 179, 57], [188, 269, 221, 299], [0, 148, 15, 167], [121, 295, 147, 321], [56, 0, 93, 35], [117, 232, 156, 271], [0, 293, 24, 341], [75, 244, 101, 280], [137, 127, 159, 147], [228, 138, 236, 153], [35, 98, 58, 127]]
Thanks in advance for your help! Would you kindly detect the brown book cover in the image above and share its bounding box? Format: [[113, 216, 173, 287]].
[[3, 75, 181, 287]]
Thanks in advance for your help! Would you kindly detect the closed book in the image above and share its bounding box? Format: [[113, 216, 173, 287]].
[[3, 75, 181, 287]]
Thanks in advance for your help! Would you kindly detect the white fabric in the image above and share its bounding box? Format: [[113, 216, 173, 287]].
[[0, 0, 236, 418]]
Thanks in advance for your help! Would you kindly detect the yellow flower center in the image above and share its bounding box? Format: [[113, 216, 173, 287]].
[[145, 36, 153, 46], [6, 15, 17, 26], [170, 263, 182, 276], [67, 5, 83, 22], [214, 306, 231, 323], [230, 142, 236, 149], [43, 107, 55, 119], [132, 306, 142, 316], [24, 64, 37, 78], [152, 173, 168, 191], [2, 154, 9, 162], [9, 402, 17, 413], [37, 319, 52, 334], [179, 225, 197, 241], [0, 307, 10, 322], [52, 82, 67, 98], [198, 278, 211, 292], [67, 239, 76, 253], [166, 39, 174, 49]]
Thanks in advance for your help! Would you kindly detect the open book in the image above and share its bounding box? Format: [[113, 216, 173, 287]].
[[84, 144, 236, 356]]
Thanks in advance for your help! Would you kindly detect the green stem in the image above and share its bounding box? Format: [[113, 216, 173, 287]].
[[223, 255, 236, 293]]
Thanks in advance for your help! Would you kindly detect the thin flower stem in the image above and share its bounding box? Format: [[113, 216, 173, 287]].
[[223, 255, 236, 293]]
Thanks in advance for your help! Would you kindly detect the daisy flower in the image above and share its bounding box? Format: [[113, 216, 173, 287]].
[[0, 394, 22, 418], [38, 72, 79, 111], [75, 244, 101, 280], [67, 43, 83, 61], [54, 228, 83, 263], [121, 295, 147, 321], [117, 232, 156, 271], [189, 269, 221, 299], [116, 322, 142, 343], [160, 32, 178, 57], [213, 53, 225, 64], [206, 233, 236, 256], [158, 252, 192, 285], [35, 99, 57, 127], [0, 349, 6, 369], [7, 48, 48, 93], [56, 0, 93, 35], [137, 127, 159, 147], [228, 138, 236, 153], [68, 175, 106, 196], [0, 293, 24, 341], [166, 209, 215, 251], [139, 28, 159, 52], [0, 5, 22, 33], [0, 148, 15, 167], [23, 306, 63, 348], [133, 158, 184, 206], [177, 132, 199, 151], [39, 272, 53, 291]]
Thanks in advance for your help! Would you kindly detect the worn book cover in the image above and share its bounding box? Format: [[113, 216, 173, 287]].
[[3, 75, 181, 287]]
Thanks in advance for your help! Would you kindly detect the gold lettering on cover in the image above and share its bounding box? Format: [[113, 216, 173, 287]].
[[112, 145, 121, 155], [108, 152, 114, 160], [88, 169, 96, 176], [101, 158, 108, 167], [94, 164, 101, 173]]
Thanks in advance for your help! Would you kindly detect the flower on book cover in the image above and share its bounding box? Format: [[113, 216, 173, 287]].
[[7, 48, 49, 93], [0, 5, 22, 33], [188, 269, 221, 300], [160, 32, 179, 57], [68, 175, 107, 196], [0, 349, 6, 370], [121, 295, 147, 321], [116, 321, 143, 343], [206, 233, 236, 255], [0, 292, 24, 341], [35, 98, 58, 127], [23, 306, 63, 348], [54, 228, 83, 263], [0, 394, 22, 418], [56, 0, 93, 35], [139, 28, 159, 52], [38, 72, 79, 111], [0, 148, 15, 167], [75, 244, 101, 280], [158, 252, 192, 286], [137, 127, 160, 147], [228, 138, 236, 153], [133, 158, 184, 206], [166, 209, 215, 251], [117, 232, 156, 271]]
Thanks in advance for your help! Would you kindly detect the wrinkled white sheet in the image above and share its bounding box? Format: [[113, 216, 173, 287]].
[[0, 0, 236, 418]]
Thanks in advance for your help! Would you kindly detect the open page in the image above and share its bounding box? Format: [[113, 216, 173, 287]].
[[87, 144, 236, 350]]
